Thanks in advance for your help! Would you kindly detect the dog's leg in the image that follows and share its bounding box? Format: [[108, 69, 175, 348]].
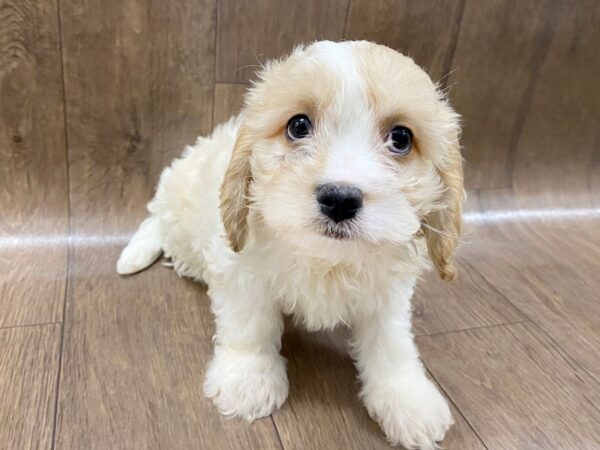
[[351, 287, 453, 450], [203, 281, 288, 421], [117, 216, 163, 275]]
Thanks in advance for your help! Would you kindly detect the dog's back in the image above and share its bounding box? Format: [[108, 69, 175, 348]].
[[117, 116, 242, 279]]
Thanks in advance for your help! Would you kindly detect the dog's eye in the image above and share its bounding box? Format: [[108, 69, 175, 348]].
[[387, 126, 413, 156], [286, 115, 312, 141]]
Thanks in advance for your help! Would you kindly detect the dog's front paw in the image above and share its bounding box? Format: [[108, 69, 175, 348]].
[[203, 346, 288, 421], [363, 372, 453, 449]]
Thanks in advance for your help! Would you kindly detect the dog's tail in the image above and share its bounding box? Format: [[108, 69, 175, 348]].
[[116, 216, 163, 275]]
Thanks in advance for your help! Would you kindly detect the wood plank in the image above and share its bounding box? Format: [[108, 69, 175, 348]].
[[408, 189, 524, 335], [412, 254, 525, 336], [216, 0, 348, 83], [419, 322, 600, 449], [464, 231, 600, 382], [0, 324, 61, 450], [447, 0, 558, 189], [512, 1, 600, 208], [345, 0, 465, 82], [273, 323, 485, 449], [463, 189, 600, 381], [55, 249, 282, 449], [60, 0, 216, 235], [0, 0, 68, 326], [213, 83, 248, 125]]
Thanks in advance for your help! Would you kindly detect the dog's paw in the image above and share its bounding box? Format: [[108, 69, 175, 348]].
[[363, 372, 453, 449], [203, 346, 288, 421]]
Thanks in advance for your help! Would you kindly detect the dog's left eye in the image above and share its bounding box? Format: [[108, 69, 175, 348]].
[[286, 115, 312, 141], [387, 126, 413, 156]]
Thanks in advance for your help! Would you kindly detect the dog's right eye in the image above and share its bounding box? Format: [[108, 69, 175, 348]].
[[286, 115, 312, 141]]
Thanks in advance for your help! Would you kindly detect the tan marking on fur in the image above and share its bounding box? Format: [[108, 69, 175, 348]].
[[423, 137, 464, 281], [354, 43, 464, 279], [220, 125, 254, 252]]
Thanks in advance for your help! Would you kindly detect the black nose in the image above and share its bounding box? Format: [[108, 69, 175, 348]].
[[316, 184, 363, 223]]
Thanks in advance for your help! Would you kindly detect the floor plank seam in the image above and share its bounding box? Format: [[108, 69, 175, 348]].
[[269, 415, 285, 450], [423, 366, 490, 450], [455, 264, 600, 436], [50, 243, 71, 450], [528, 320, 600, 391], [463, 259, 530, 321], [463, 258, 597, 380], [418, 318, 530, 339], [0, 322, 62, 331], [50, 0, 74, 446]]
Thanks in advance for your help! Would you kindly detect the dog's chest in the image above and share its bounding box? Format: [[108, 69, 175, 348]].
[[272, 260, 395, 330]]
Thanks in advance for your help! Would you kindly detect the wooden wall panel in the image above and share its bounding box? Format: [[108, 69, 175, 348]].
[[0, 0, 68, 326], [447, 0, 558, 189], [345, 0, 465, 82], [512, 1, 600, 207], [60, 0, 216, 235], [213, 83, 248, 125], [216, 0, 348, 83], [0, 325, 61, 450]]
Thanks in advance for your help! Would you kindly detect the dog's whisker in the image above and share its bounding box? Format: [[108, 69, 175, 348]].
[[420, 220, 461, 240]]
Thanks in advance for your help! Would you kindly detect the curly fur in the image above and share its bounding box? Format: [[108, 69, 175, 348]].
[[117, 41, 463, 449]]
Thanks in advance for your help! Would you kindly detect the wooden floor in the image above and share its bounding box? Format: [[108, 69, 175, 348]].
[[2, 0, 600, 449]]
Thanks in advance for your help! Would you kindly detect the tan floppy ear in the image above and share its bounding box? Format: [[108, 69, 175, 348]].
[[423, 136, 464, 281], [220, 126, 253, 252]]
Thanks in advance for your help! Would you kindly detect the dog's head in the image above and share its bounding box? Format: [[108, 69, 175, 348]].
[[220, 41, 463, 280]]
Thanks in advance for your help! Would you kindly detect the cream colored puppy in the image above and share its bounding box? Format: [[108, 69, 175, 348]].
[[118, 41, 463, 449]]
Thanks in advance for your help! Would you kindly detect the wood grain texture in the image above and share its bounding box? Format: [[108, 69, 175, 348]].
[[216, 0, 349, 83], [273, 323, 485, 450], [56, 1, 281, 447], [345, 0, 465, 82], [60, 0, 216, 235], [408, 189, 526, 336], [0, 0, 68, 326], [448, 0, 558, 189], [1, 1, 599, 448], [412, 254, 525, 336], [0, 324, 61, 450], [512, 1, 600, 207], [55, 248, 282, 450], [463, 194, 600, 382], [213, 83, 248, 125], [420, 322, 600, 449], [469, 189, 600, 269]]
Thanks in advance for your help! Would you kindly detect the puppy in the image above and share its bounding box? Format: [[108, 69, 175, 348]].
[[118, 41, 463, 449]]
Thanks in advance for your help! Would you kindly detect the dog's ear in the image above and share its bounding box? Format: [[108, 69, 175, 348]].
[[220, 125, 253, 252], [423, 131, 464, 281]]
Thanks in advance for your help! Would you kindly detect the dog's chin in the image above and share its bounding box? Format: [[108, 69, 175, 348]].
[[269, 218, 364, 254], [318, 221, 356, 241], [321, 228, 352, 240]]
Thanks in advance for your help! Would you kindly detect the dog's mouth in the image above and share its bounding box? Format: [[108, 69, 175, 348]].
[[315, 219, 358, 240]]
